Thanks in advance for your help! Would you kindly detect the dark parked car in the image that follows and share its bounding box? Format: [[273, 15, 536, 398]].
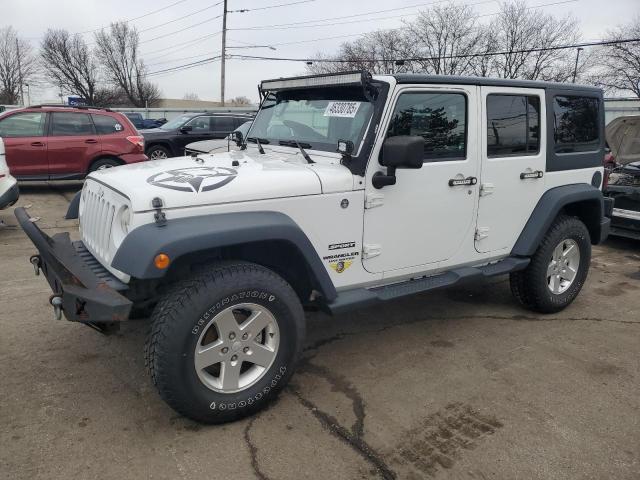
[[0, 105, 147, 180], [142, 112, 253, 160], [603, 115, 640, 239], [184, 120, 253, 155], [123, 112, 165, 130]]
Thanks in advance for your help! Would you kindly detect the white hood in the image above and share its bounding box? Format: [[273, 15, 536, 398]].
[[89, 149, 354, 212], [606, 115, 640, 165]]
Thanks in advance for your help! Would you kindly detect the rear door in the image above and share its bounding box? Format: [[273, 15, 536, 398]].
[[0, 111, 48, 178], [475, 87, 546, 253], [210, 116, 237, 139], [47, 112, 101, 177]]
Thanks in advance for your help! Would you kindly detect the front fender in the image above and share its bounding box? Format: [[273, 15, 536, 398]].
[[111, 211, 337, 300]]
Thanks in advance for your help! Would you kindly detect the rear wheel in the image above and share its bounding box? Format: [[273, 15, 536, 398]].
[[144, 262, 305, 423], [147, 145, 171, 160], [89, 158, 121, 172], [510, 215, 591, 313]]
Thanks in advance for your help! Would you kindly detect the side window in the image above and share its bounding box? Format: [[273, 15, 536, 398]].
[[487, 94, 540, 157], [186, 116, 211, 132], [553, 96, 599, 153], [210, 117, 236, 132], [386, 92, 467, 161], [0, 112, 45, 137], [92, 114, 124, 135], [50, 112, 95, 136]]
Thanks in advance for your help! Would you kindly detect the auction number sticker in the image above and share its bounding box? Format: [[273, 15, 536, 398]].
[[324, 101, 361, 118]]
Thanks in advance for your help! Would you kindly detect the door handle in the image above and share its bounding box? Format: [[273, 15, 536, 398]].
[[31, 141, 45, 147], [520, 170, 544, 179], [85, 139, 98, 144], [448, 176, 477, 187]]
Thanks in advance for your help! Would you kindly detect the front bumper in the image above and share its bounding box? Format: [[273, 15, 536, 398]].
[[0, 181, 19, 210], [15, 207, 132, 323]]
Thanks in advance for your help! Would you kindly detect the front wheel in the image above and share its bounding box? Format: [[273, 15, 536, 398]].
[[144, 262, 305, 423], [510, 215, 591, 313]]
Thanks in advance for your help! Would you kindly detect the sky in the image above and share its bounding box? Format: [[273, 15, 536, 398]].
[[3, 0, 639, 104]]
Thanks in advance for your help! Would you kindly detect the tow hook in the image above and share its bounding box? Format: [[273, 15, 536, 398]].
[[30, 255, 41, 276], [50, 295, 63, 320]]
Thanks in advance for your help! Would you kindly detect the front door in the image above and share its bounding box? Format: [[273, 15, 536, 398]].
[[363, 85, 480, 274], [475, 87, 546, 253], [0, 111, 48, 178], [47, 112, 102, 177]]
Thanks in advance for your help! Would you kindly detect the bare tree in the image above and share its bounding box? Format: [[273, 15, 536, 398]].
[[489, 0, 580, 81], [589, 17, 640, 98], [94, 22, 160, 107], [183, 92, 200, 101], [229, 96, 251, 105], [406, 4, 485, 75], [0, 27, 38, 104], [41, 29, 104, 105]]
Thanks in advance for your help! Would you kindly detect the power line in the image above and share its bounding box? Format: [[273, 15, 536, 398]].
[[77, 0, 189, 34], [138, 2, 224, 33], [227, 37, 640, 63], [140, 14, 224, 44], [147, 56, 221, 77], [228, 0, 315, 13], [142, 32, 222, 57], [146, 51, 221, 67]]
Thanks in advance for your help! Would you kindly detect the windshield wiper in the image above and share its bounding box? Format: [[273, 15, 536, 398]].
[[279, 140, 315, 164], [247, 136, 266, 154]]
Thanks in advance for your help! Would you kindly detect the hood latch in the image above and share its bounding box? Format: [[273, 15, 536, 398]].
[[152, 197, 167, 227]]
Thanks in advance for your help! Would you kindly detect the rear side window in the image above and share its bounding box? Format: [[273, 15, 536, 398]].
[[0, 112, 45, 137], [50, 112, 95, 136], [92, 114, 125, 135], [211, 116, 236, 131], [386, 92, 467, 161], [553, 96, 599, 153], [487, 95, 540, 157]]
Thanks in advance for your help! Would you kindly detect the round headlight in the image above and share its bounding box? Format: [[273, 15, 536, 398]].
[[120, 206, 131, 234]]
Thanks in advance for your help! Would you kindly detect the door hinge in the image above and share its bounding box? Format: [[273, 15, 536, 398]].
[[365, 192, 384, 209], [480, 183, 494, 196], [475, 227, 490, 241], [362, 244, 382, 259]]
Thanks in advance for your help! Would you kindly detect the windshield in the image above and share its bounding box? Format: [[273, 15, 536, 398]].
[[161, 114, 195, 130], [248, 87, 373, 153]]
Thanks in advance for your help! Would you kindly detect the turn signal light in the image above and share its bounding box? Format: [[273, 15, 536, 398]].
[[154, 253, 170, 269], [126, 135, 145, 152]]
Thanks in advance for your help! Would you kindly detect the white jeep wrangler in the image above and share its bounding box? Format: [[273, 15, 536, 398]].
[[17, 71, 612, 423]]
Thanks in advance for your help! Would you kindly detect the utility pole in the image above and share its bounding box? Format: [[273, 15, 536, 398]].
[[572, 47, 584, 83], [220, 0, 228, 106], [16, 38, 24, 106]]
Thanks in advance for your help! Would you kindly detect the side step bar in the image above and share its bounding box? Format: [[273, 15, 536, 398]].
[[326, 256, 530, 315]]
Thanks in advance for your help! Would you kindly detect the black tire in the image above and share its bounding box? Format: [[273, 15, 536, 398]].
[[510, 215, 591, 313], [89, 158, 121, 172], [144, 262, 305, 423], [146, 145, 171, 160]]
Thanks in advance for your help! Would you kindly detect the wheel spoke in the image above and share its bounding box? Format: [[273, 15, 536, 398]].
[[247, 343, 276, 367], [214, 309, 238, 339], [562, 243, 576, 260], [549, 274, 561, 294], [194, 340, 225, 370], [240, 309, 270, 336], [547, 261, 556, 278], [563, 265, 577, 282], [220, 360, 242, 390]]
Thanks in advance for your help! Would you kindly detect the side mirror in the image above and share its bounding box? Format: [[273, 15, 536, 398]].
[[180, 125, 193, 133], [231, 130, 243, 146], [373, 135, 424, 189]]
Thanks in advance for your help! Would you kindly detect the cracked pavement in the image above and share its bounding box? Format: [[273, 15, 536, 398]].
[[1, 183, 639, 480]]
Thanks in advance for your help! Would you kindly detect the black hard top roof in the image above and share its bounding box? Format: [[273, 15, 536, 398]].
[[393, 74, 602, 93]]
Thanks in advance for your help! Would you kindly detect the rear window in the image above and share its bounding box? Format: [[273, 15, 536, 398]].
[[50, 112, 95, 136], [553, 96, 599, 153], [487, 94, 540, 157], [92, 114, 125, 135]]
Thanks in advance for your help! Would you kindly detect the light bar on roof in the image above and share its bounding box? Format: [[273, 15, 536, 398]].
[[260, 71, 368, 92]]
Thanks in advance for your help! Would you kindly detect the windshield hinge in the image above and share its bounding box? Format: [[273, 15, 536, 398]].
[[365, 192, 384, 209], [479, 183, 494, 196], [362, 244, 382, 259], [475, 227, 490, 241]]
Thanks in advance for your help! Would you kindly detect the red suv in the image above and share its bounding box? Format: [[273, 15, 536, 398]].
[[0, 105, 147, 180]]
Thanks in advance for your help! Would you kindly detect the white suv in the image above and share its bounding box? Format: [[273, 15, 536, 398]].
[[16, 71, 612, 423], [0, 137, 19, 210]]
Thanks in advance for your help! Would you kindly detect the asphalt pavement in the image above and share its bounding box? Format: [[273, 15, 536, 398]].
[[1, 182, 639, 480]]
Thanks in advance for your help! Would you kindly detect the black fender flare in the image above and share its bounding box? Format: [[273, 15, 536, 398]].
[[111, 211, 337, 301], [511, 183, 607, 257], [65, 191, 82, 219]]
